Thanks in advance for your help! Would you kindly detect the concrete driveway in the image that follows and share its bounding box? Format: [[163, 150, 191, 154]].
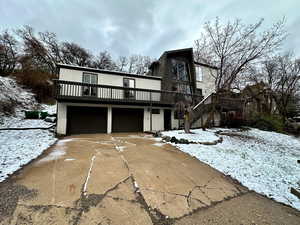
[[0, 133, 299, 225]]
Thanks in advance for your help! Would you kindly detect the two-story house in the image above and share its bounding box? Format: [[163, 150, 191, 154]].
[[55, 48, 218, 135]]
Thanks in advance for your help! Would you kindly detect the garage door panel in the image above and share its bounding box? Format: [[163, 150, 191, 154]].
[[67, 106, 107, 135], [112, 108, 143, 132]]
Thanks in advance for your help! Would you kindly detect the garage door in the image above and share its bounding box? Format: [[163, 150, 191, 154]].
[[112, 108, 143, 132], [67, 106, 107, 135]]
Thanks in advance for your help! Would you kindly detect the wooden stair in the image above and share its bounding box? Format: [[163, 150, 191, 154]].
[[190, 93, 245, 128]]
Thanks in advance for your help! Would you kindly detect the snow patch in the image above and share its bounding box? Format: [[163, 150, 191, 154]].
[[162, 129, 219, 143], [40, 104, 57, 115], [64, 158, 76, 161], [115, 146, 126, 152], [83, 155, 96, 195], [134, 181, 139, 189], [168, 128, 300, 210], [0, 129, 56, 182], [57, 138, 75, 146], [153, 142, 165, 147], [37, 149, 65, 164]]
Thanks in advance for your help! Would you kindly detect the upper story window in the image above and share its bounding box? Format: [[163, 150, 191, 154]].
[[171, 59, 189, 81], [196, 66, 203, 82], [82, 73, 97, 96], [123, 78, 135, 99]]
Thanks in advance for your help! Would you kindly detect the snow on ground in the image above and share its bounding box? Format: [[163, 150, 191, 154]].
[[0, 76, 56, 128], [0, 129, 56, 182], [0, 76, 38, 114], [162, 128, 300, 210], [162, 129, 219, 143], [0, 115, 57, 182], [0, 118, 53, 129], [41, 104, 57, 115], [0, 76, 57, 182]]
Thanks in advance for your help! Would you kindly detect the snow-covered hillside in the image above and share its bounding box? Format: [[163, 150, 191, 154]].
[[162, 128, 300, 211], [0, 76, 57, 182], [0, 76, 38, 117]]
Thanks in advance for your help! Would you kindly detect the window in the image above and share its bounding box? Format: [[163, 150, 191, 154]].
[[151, 109, 160, 114], [82, 73, 97, 96], [196, 66, 203, 82], [178, 83, 191, 95], [197, 88, 202, 96], [123, 78, 135, 99], [171, 59, 189, 81]]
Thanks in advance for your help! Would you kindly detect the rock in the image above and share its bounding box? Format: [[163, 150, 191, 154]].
[[170, 136, 177, 143], [153, 131, 161, 137], [179, 138, 189, 144], [297, 160, 300, 164], [291, 187, 300, 199], [45, 116, 56, 123], [162, 136, 171, 142]]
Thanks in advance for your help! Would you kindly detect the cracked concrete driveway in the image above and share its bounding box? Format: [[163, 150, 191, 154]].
[[1, 133, 299, 225]]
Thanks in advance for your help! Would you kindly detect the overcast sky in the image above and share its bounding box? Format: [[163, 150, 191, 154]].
[[1, 0, 299, 59]]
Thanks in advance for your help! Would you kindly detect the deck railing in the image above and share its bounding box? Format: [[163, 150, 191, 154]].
[[54, 80, 202, 105]]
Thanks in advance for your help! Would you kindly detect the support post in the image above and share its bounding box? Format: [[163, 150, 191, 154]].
[[150, 92, 152, 131], [107, 106, 112, 134]]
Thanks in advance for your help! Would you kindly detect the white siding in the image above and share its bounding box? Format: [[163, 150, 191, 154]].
[[59, 68, 161, 102], [195, 65, 217, 98], [57, 102, 67, 135], [59, 68, 161, 90], [56, 102, 165, 135], [152, 109, 164, 131]]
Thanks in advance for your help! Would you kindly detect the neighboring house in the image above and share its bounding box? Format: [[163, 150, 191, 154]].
[[55, 48, 218, 135]]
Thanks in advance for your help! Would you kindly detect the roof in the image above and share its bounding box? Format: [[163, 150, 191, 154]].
[[194, 61, 219, 70], [156, 48, 219, 70], [57, 64, 162, 80], [164, 48, 194, 55]]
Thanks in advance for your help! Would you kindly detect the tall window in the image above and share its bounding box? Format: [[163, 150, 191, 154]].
[[123, 78, 135, 99], [171, 59, 189, 81], [196, 66, 203, 82], [171, 59, 192, 95], [82, 73, 97, 96]]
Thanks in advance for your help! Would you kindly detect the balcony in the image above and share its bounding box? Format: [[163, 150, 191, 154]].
[[55, 80, 202, 106]]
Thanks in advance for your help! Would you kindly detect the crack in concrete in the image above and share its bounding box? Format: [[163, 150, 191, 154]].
[[129, 176, 174, 225], [175, 190, 253, 221], [51, 156, 58, 204], [82, 155, 96, 196], [140, 188, 189, 198], [17, 203, 80, 212], [72, 175, 133, 225]]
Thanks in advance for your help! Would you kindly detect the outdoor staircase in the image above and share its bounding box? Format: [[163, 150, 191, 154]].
[[190, 92, 245, 128], [190, 93, 216, 128]]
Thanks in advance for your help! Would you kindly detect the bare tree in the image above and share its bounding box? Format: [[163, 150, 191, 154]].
[[17, 26, 54, 73], [92, 51, 117, 70], [61, 42, 92, 67], [251, 53, 300, 119], [116, 56, 128, 72], [270, 54, 300, 119], [0, 30, 18, 76], [194, 17, 287, 90], [127, 54, 152, 74]]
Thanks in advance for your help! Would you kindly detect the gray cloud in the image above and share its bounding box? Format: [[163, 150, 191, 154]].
[[0, 0, 299, 58]]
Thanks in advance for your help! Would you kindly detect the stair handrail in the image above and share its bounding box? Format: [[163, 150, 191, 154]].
[[193, 92, 215, 110]]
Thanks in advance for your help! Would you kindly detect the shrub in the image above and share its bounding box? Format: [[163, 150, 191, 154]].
[[25, 111, 39, 119], [252, 114, 284, 133], [13, 69, 57, 104], [40, 111, 48, 119]]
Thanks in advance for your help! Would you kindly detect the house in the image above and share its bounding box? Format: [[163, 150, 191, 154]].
[[55, 48, 219, 135]]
